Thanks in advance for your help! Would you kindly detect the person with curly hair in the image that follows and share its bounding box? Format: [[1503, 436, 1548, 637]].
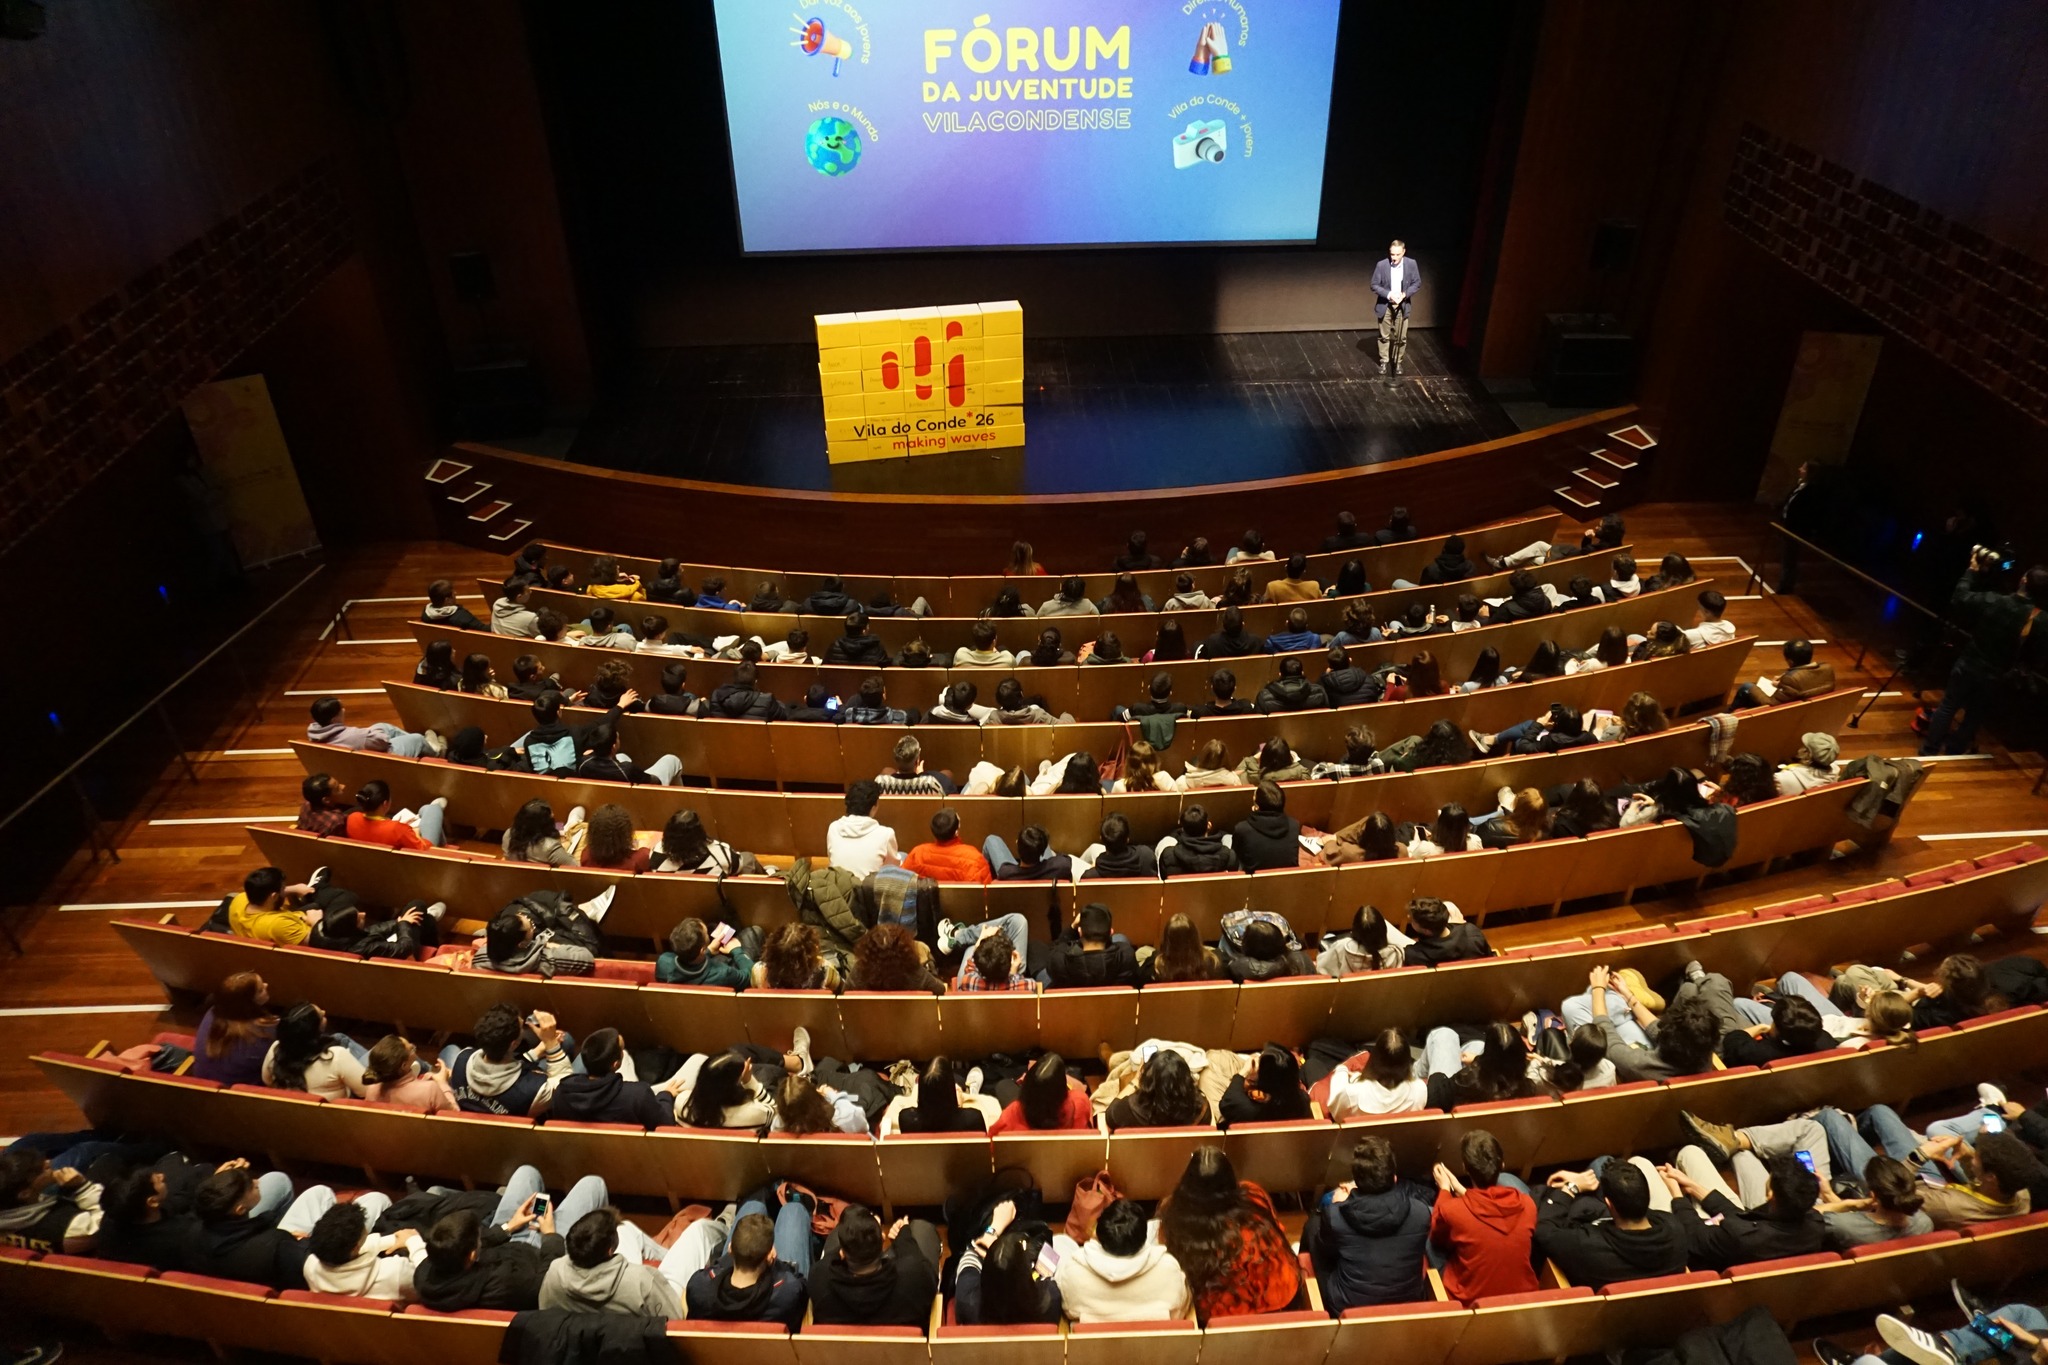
[[578, 803, 648, 872], [847, 923, 946, 995], [1104, 1048, 1210, 1130], [751, 923, 841, 992]]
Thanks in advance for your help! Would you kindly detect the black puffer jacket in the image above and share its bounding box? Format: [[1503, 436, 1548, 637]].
[[708, 682, 787, 720], [1256, 676, 1329, 713]]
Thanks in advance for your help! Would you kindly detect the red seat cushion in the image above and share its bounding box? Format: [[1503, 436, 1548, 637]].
[[2014, 845, 2046, 863], [1964, 1006, 2039, 1027], [1690, 913, 1756, 933], [1726, 1254, 1841, 1275], [1964, 1210, 2048, 1237], [1903, 862, 1971, 888], [1828, 887, 1879, 905], [1072, 1320, 1198, 1334], [800, 1324, 925, 1338], [401, 1305, 518, 1321], [1761, 895, 1829, 915], [1209, 1310, 1329, 1328], [1603, 1271, 1722, 1295], [40, 1254, 153, 1276], [1339, 1301, 1469, 1319], [592, 959, 657, 983], [1973, 849, 2025, 871], [1474, 1287, 1594, 1308], [0, 1247, 36, 1263], [279, 1289, 399, 1311], [158, 1272, 276, 1297], [664, 1320, 790, 1336], [937, 1325, 1061, 1339]]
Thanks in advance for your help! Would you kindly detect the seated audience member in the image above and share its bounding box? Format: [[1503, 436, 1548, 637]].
[[1038, 576, 1100, 617], [1316, 905, 1409, 974], [989, 677, 1061, 724], [1237, 735, 1309, 785], [0, 1145, 112, 1255], [306, 695, 443, 757], [1110, 741, 1174, 794], [1054, 1197, 1190, 1323], [1323, 1029, 1430, 1117], [1307, 1135, 1434, 1310], [1159, 805, 1240, 877], [1775, 732, 1842, 796], [1429, 1130, 1537, 1302], [824, 609, 890, 666], [953, 620, 1017, 668], [657, 917, 757, 987], [506, 654, 566, 703], [1315, 810, 1402, 867], [1218, 1045, 1311, 1126], [193, 972, 279, 1085], [1322, 511, 1372, 553], [1198, 606, 1266, 659], [1463, 645, 1508, 690], [1219, 910, 1317, 981], [953, 924, 1039, 994], [1141, 913, 1226, 984], [262, 1001, 367, 1100], [990, 1053, 1096, 1133], [1516, 639, 1568, 680], [902, 808, 993, 883], [1631, 621, 1692, 661], [1082, 813, 1159, 879], [1815, 1155, 1935, 1250], [956, 1202, 1067, 1325], [881, 1057, 993, 1135], [572, 603, 635, 647], [1265, 607, 1323, 654], [1021, 628, 1075, 667], [1644, 553, 1697, 592], [491, 578, 541, 637], [1193, 671, 1252, 720], [1400, 802, 1482, 858], [1079, 630, 1126, 666], [1803, 1103, 2039, 1230], [802, 576, 857, 617], [1098, 572, 1155, 615], [1566, 967, 1723, 1082], [424, 579, 482, 632], [1114, 532, 1163, 573], [1557, 575, 1604, 611], [1469, 702, 1593, 758], [1177, 738, 1244, 790], [868, 588, 931, 620], [1005, 540, 1048, 578], [415, 1169, 611, 1311], [1322, 646, 1375, 707], [1382, 651, 1447, 700], [363, 1034, 460, 1113], [185, 1165, 366, 1290], [409, 634, 458, 687], [827, 780, 899, 875], [579, 803, 649, 872], [503, 797, 580, 867], [1402, 896, 1492, 965], [303, 1195, 423, 1301], [226, 866, 323, 946], [472, 889, 611, 977], [1159, 1146, 1303, 1322], [1105, 1049, 1210, 1131], [1494, 514, 1625, 570], [540, 1206, 693, 1316], [842, 674, 917, 726], [1730, 638, 1836, 708], [705, 663, 787, 720], [1477, 569, 1552, 623], [1163, 574, 1215, 611], [1266, 555, 1323, 602], [97, 1160, 214, 1271], [457, 652, 508, 699], [1118, 671, 1194, 722], [1327, 558, 1372, 599], [446, 1010, 573, 1113], [683, 1207, 811, 1327], [1479, 788, 1553, 848], [1684, 589, 1735, 649], [1533, 1159, 1687, 1290], [1420, 536, 1480, 586], [296, 773, 352, 839], [875, 734, 956, 797], [1226, 528, 1274, 564], [785, 684, 839, 723], [1378, 719, 1477, 775], [847, 922, 946, 995], [807, 1205, 941, 1328], [1045, 903, 1139, 987], [1311, 725, 1384, 781], [984, 824, 1076, 883], [584, 557, 644, 602], [574, 722, 682, 786], [1568, 627, 1630, 674], [762, 627, 815, 663], [544, 1028, 674, 1129], [1607, 555, 1642, 598], [929, 681, 993, 725], [1256, 655, 1328, 712], [1376, 507, 1420, 545], [1334, 602, 1383, 645], [752, 923, 841, 993], [652, 808, 756, 876], [642, 558, 686, 604], [644, 662, 700, 716], [1653, 1151, 1825, 1269]]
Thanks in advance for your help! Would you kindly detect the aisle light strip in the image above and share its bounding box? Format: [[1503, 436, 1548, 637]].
[[146, 815, 297, 826], [0, 1004, 166, 1017], [282, 688, 383, 696], [58, 899, 221, 913], [1922, 829, 2048, 841]]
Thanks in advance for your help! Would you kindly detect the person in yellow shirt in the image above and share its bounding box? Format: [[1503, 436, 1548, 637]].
[[225, 867, 322, 946], [585, 556, 645, 603], [1263, 554, 1323, 603]]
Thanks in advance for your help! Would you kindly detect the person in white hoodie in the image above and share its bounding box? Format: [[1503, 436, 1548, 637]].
[[539, 1207, 696, 1316], [303, 1196, 412, 1300], [826, 781, 900, 876], [1052, 1199, 1190, 1323]]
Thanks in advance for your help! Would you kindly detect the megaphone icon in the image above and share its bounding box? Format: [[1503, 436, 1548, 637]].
[[801, 18, 851, 75]]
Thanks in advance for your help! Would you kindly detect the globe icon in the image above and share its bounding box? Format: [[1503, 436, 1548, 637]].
[[804, 117, 863, 177]]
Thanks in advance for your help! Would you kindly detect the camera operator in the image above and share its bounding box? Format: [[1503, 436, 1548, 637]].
[[1919, 546, 2048, 756]]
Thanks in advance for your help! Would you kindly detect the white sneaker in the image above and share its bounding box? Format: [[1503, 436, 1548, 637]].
[[308, 866, 331, 888], [566, 805, 587, 827], [1978, 1083, 2007, 1110], [964, 1066, 984, 1096], [579, 885, 616, 923], [430, 796, 448, 810], [937, 918, 963, 952], [790, 1026, 814, 1074], [1877, 1314, 1956, 1365], [424, 901, 448, 921], [423, 729, 448, 757]]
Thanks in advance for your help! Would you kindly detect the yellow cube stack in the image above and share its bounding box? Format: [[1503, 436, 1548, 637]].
[[815, 301, 1026, 464]]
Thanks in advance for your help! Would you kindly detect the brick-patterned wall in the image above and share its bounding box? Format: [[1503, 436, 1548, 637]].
[[0, 163, 353, 554], [1723, 124, 2048, 426]]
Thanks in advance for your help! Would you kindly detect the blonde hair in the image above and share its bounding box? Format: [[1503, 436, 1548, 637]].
[[1501, 788, 1551, 843]]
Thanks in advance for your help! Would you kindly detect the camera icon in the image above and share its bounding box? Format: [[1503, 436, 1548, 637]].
[[1172, 119, 1228, 169]]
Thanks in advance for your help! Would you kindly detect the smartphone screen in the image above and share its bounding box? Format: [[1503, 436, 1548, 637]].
[[710, 922, 737, 948], [1793, 1150, 1817, 1174], [531, 1194, 550, 1217], [825, 696, 841, 711], [1980, 1112, 2008, 1134], [1035, 1244, 1060, 1278], [1972, 1315, 2016, 1349]]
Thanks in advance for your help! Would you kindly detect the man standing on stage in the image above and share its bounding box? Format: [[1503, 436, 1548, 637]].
[[1373, 239, 1420, 376]]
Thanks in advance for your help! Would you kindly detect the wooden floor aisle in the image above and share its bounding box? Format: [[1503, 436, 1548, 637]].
[[2, 501, 2042, 1138]]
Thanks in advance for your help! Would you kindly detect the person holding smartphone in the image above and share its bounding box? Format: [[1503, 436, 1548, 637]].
[[954, 1199, 1063, 1325], [413, 1164, 611, 1311], [1818, 1295, 2048, 1365]]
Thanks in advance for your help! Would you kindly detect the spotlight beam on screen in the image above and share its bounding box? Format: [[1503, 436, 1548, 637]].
[[715, 1, 1344, 254]]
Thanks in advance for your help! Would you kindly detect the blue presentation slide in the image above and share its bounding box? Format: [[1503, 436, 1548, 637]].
[[710, 1, 1345, 252]]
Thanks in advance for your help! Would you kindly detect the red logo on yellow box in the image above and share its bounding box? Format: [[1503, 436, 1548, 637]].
[[815, 302, 1024, 463]]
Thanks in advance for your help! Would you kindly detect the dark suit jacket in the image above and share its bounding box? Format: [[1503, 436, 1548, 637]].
[[1372, 257, 1422, 317]]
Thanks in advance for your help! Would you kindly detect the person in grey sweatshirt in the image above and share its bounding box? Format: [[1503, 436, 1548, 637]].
[[539, 1207, 695, 1316], [305, 696, 443, 758], [492, 579, 542, 637]]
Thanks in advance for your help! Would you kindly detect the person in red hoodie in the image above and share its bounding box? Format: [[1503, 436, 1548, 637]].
[[1428, 1129, 1537, 1302]]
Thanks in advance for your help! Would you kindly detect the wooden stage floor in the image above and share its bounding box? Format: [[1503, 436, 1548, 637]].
[[563, 329, 1522, 495]]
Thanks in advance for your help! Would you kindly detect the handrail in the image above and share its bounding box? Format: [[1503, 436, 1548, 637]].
[[1761, 522, 1952, 629], [0, 564, 328, 844]]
